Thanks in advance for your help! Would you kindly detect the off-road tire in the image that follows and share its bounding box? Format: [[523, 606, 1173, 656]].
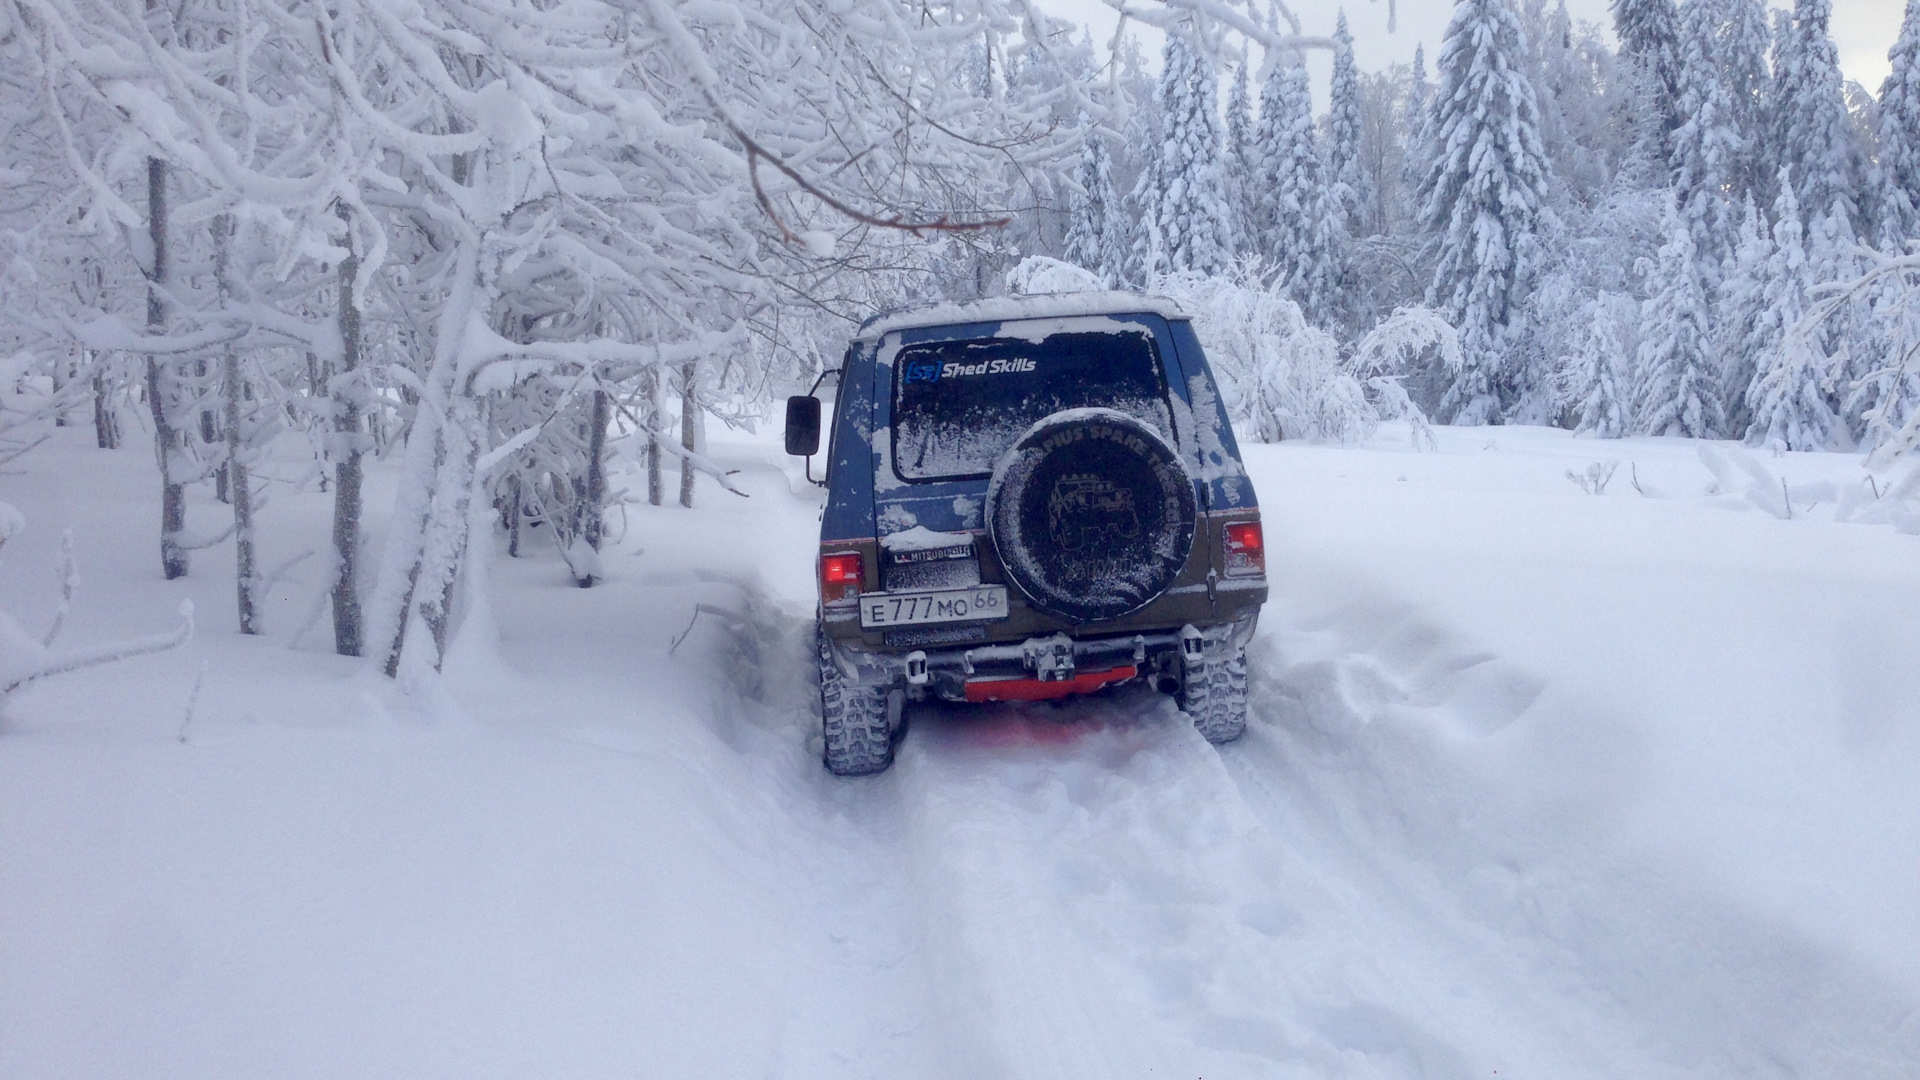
[[1180, 645, 1249, 744], [819, 627, 896, 775]]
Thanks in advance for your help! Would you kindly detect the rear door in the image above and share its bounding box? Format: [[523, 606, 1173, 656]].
[[872, 313, 1186, 542]]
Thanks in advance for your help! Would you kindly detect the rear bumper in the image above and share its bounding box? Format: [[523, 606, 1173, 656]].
[[823, 613, 1257, 702]]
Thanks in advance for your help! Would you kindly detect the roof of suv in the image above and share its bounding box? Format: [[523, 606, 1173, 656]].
[[855, 292, 1192, 342]]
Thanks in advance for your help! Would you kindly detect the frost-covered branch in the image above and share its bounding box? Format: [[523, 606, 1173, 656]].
[[1783, 248, 1920, 467], [0, 502, 194, 698], [3, 600, 194, 695]]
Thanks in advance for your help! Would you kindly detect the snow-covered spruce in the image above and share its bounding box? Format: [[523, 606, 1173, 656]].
[[1634, 206, 1725, 438], [1251, 53, 1342, 329], [1671, 0, 1742, 290], [1879, 0, 1920, 245], [1325, 11, 1372, 242], [1563, 292, 1635, 438], [1716, 195, 1776, 434], [1771, 0, 1865, 233], [1610, 0, 1685, 169], [1746, 174, 1840, 450], [1130, 26, 1234, 278], [1063, 121, 1127, 287], [1223, 60, 1256, 249], [1416, 0, 1555, 422]]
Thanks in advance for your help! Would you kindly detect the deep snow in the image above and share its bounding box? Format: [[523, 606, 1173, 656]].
[[3, 419, 1918, 1078]]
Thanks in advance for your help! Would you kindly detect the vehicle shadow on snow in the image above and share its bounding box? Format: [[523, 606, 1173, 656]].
[[905, 685, 1180, 755]]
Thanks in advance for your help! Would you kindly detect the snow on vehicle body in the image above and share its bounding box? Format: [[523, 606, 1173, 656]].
[[787, 293, 1267, 774]]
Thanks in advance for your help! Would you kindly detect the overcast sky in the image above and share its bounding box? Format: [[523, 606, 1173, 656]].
[[1037, 1, 1908, 106]]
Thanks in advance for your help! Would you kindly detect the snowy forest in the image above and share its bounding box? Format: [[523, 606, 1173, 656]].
[[3, 0, 1920, 672], [6, 3, 1920, 1074]]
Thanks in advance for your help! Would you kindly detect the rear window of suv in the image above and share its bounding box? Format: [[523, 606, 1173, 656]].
[[890, 325, 1176, 482]]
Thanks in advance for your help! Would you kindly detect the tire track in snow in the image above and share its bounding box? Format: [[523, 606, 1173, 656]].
[[492, 552, 1918, 1080], [686, 443, 1918, 1078], [1219, 603, 1920, 1079], [690, 585, 948, 1080], [879, 692, 1364, 1079]]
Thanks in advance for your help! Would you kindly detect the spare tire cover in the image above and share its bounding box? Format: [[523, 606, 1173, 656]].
[[986, 408, 1197, 623]]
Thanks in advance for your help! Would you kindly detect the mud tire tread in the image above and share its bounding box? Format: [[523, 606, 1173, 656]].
[[819, 626, 896, 775], [1180, 645, 1249, 744]]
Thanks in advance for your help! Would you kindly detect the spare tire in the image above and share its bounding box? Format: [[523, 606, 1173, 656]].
[[986, 408, 1197, 623]]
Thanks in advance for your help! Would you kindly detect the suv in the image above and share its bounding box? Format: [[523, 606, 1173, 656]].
[[785, 293, 1267, 774]]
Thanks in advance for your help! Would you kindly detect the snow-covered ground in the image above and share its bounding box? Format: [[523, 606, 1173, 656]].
[[4, 421, 1919, 1079]]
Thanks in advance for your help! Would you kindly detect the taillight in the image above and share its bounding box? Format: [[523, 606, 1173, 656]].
[[820, 552, 864, 603], [1223, 521, 1264, 577]]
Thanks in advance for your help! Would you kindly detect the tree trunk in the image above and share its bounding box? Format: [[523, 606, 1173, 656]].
[[647, 367, 663, 506], [505, 474, 522, 557], [331, 207, 365, 657], [585, 388, 609, 552], [377, 421, 445, 679], [679, 361, 697, 509], [145, 157, 188, 580], [91, 353, 120, 449], [367, 239, 486, 679], [51, 349, 69, 427], [225, 349, 256, 633], [423, 403, 482, 668], [216, 213, 257, 634], [206, 353, 227, 504]]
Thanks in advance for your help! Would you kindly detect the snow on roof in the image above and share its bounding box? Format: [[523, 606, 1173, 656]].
[[855, 292, 1192, 341]]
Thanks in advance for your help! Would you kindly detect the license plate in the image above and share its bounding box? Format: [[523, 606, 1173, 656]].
[[859, 586, 1010, 628]]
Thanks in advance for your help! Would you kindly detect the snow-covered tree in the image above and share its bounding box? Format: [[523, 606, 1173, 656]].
[[1716, 194, 1774, 433], [1252, 53, 1341, 326], [17, 0, 1058, 676], [1113, 32, 1161, 287], [1401, 44, 1435, 220], [1613, 0, 1683, 87], [1746, 174, 1839, 449], [1415, 0, 1555, 422], [1802, 249, 1920, 464], [1718, 0, 1775, 204], [1326, 12, 1371, 236], [1670, 0, 1742, 286], [1353, 65, 1414, 242], [1611, 0, 1684, 167], [1523, 0, 1616, 205], [1562, 291, 1636, 437], [1064, 125, 1126, 283], [1515, 185, 1666, 424], [1411, 44, 1432, 116], [1807, 195, 1872, 431], [1150, 262, 1435, 445], [1131, 26, 1233, 277], [1772, 0, 1865, 231], [1224, 62, 1256, 245], [1878, 0, 1920, 245], [1634, 204, 1724, 437]]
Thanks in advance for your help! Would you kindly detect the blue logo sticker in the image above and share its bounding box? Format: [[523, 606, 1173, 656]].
[[903, 361, 942, 384]]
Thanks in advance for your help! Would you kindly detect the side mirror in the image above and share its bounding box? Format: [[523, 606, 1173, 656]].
[[784, 395, 821, 457]]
